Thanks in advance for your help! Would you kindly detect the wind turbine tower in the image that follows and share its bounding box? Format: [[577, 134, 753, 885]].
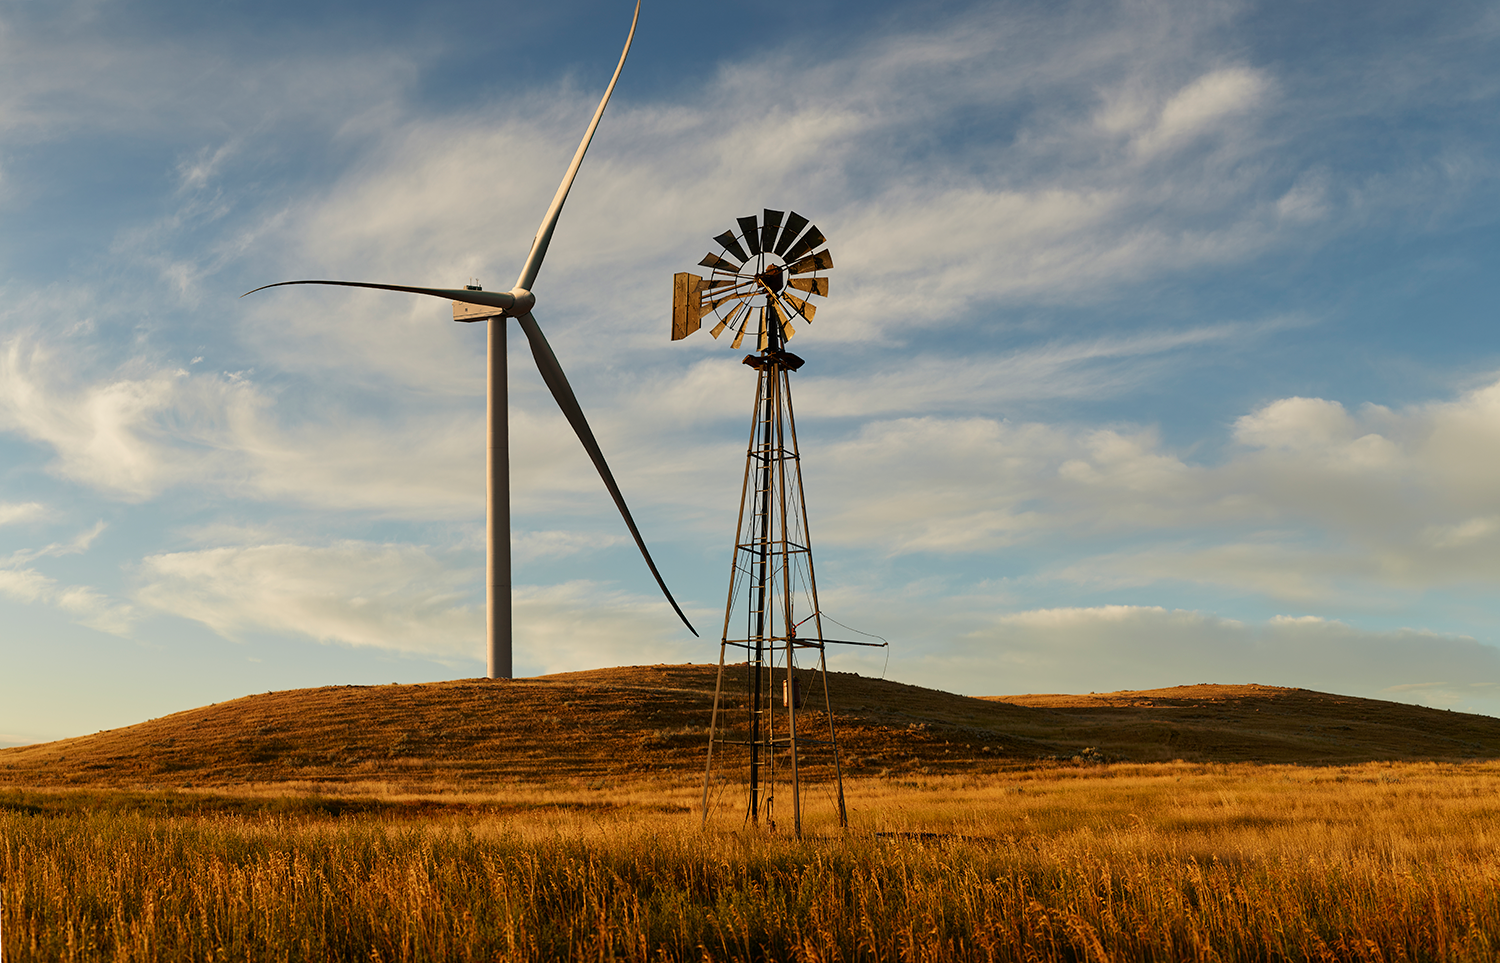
[[246, 1, 695, 678]]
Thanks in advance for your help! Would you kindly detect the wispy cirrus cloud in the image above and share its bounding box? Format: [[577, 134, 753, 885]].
[[225, 0, 1493, 375], [0, 501, 46, 526], [0, 563, 135, 636], [132, 539, 700, 674], [805, 374, 1500, 610], [0, 332, 482, 514], [135, 540, 480, 657]]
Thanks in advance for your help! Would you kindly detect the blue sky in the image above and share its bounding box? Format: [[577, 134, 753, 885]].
[[4, 0, 1500, 744]]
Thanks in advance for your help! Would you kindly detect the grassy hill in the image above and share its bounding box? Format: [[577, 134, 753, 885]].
[[3, 665, 1499, 790]]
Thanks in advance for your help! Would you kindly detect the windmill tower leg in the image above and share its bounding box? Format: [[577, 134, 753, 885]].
[[702, 325, 845, 839], [773, 366, 803, 839], [487, 318, 513, 679], [783, 373, 848, 829], [747, 360, 773, 825]]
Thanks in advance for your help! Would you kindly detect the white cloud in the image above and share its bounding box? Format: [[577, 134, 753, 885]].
[[0, 564, 135, 634], [214, 0, 1376, 369], [2, 0, 1498, 735], [136, 540, 481, 657], [809, 415, 1210, 554], [630, 319, 1286, 432], [7, 520, 106, 565], [511, 580, 702, 676], [0, 335, 246, 500], [54, 584, 136, 636], [0, 501, 45, 526], [0, 566, 54, 603], [131, 539, 704, 672], [785, 372, 1500, 607], [1133, 67, 1270, 157], [0, 515, 132, 633], [923, 604, 1500, 713], [0, 332, 482, 516], [512, 529, 624, 562]]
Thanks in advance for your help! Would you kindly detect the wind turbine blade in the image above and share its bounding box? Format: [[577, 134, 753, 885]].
[[513, 1, 641, 293], [241, 279, 517, 312], [516, 311, 699, 637]]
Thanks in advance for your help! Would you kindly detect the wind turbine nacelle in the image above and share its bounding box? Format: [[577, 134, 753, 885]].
[[452, 287, 536, 322]]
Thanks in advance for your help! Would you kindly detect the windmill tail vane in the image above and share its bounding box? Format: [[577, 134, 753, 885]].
[[241, 1, 696, 681]]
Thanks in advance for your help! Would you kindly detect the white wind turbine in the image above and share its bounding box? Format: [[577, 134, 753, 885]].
[[244, 1, 696, 679]]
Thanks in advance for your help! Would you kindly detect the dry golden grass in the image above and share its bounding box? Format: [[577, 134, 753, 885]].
[[6, 761, 1500, 961], [4, 667, 1499, 794], [6, 668, 1500, 960]]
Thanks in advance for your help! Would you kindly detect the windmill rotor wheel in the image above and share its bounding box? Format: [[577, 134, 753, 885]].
[[672, 209, 832, 349]]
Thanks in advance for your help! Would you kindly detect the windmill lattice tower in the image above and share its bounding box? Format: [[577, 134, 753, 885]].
[[674, 210, 878, 837]]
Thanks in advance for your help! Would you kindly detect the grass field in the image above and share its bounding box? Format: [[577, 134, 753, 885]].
[[6, 760, 1500, 961], [8, 668, 1500, 793]]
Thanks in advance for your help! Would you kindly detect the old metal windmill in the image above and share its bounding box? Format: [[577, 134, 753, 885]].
[[244, 2, 696, 679], [675, 210, 881, 837]]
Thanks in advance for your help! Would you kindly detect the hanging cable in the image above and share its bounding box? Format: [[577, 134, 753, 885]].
[[817, 613, 891, 678]]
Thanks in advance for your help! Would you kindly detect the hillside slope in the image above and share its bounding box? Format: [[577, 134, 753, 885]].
[[3, 666, 1498, 790]]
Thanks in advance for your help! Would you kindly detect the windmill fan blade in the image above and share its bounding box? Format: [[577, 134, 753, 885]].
[[699, 253, 741, 272], [737, 215, 762, 257], [706, 290, 751, 311], [706, 289, 753, 308], [769, 296, 794, 340], [512, 1, 641, 293], [788, 276, 829, 297], [788, 249, 834, 274], [773, 211, 809, 256], [760, 209, 784, 253], [783, 293, 816, 321], [240, 279, 518, 311], [783, 226, 826, 264], [516, 312, 699, 637], [715, 300, 750, 340], [714, 229, 750, 264]]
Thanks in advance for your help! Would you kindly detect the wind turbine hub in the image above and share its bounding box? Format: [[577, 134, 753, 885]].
[[505, 288, 537, 317]]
